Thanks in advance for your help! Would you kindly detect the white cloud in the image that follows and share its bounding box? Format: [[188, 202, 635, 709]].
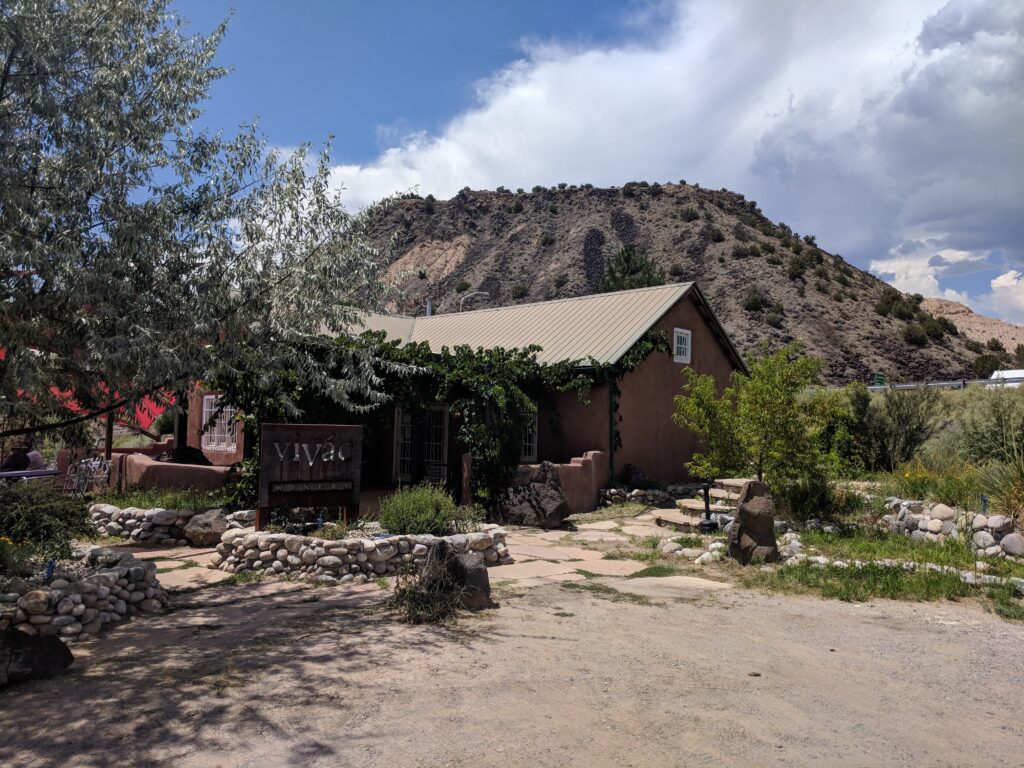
[[329, 0, 1024, 321], [980, 270, 1024, 323]]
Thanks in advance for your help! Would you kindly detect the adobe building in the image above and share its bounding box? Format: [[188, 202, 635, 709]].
[[185, 283, 744, 512]]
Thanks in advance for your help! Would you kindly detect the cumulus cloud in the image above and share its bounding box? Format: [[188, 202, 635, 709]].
[[330, 0, 1023, 322]]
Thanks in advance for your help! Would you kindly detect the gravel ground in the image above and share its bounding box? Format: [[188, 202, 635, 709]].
[[1, 578, 1022, 767]]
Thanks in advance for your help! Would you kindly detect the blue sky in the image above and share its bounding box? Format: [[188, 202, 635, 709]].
[[173, 0, 1024, 323], [175, 0, 647, 163]]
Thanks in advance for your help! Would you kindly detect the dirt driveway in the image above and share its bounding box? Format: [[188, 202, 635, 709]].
[[1, 573, 1022, 767]]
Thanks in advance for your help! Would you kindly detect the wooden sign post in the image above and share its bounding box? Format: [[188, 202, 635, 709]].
[[256, 423, 363, 530]]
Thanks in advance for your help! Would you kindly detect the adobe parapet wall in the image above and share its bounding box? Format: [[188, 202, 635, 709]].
[[210, 525, 512, 585]]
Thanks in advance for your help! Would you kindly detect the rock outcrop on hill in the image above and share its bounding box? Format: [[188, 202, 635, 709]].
[[921, 298, 1024, 355], [366, 183, 989, 384]]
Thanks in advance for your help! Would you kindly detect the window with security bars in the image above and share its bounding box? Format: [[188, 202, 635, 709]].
[[424, 407, 446, 465], [200, 395, 238, 451], [521, 410, 538, 462]]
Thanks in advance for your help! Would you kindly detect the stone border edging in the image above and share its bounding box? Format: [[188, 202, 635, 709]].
[[210, 524, 512, 585]]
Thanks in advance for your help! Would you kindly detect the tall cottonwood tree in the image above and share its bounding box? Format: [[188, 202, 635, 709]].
[[0, 1, 399, 438]]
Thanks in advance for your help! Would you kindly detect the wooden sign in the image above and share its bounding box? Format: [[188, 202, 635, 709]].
[[258, 424, 363, 516]]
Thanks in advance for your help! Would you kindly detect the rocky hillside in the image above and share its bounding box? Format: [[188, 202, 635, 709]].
[[921, 298, 1024, 354], [366, 182, 981, 384]]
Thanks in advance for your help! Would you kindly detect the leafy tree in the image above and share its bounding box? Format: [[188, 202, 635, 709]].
[[0, 0, 397, 439], [600, 245, 665, 293], [673, 343, 823, 484]]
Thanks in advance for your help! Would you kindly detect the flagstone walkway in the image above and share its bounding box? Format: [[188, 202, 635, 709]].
[[110, 508, 714, 596]]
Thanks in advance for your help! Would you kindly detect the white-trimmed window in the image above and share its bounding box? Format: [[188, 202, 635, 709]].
[[200, 395, 238, 452], [521, 410, 538, 463], [673, 328, 692, 364]]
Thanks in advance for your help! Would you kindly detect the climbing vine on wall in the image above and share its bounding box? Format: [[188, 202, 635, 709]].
[[215, 329, 670, 510]]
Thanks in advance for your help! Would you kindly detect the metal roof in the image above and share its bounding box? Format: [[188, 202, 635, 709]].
[[357, 284, 696, 365]]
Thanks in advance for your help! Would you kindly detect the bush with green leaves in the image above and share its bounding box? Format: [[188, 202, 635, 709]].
[[377, 485, 482, 536], [0, 482, 94, 570], [673, 343, 823, 485], [856, 385, 945, 472]]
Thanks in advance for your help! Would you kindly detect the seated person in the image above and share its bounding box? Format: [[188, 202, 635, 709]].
[[25, 441, 46, 471], [1, 444, 30, 471]]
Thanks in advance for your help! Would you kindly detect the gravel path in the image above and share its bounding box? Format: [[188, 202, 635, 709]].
[[1, 578, 1022, 767]]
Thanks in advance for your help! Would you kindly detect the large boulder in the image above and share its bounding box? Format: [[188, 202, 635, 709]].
[[0, 628, 74, 687], [727, 480, 780, 565], [494, 462, 570, 529], [184, 509, 229, 547]]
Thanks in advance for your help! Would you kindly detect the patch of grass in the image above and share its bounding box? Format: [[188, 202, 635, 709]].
[[575, 569, 600, 579], [673, 535, 704, 548], [552, 611, 575, 617], [801, 529, 1024, 579], [744, 562, 974, 602], [95, 486, 232, 512], [602, 549, 660, 563], [638, 535, 663, 549], [559, 580, 656, 606], [987, 586, 1024, 622], [627, 564, 682, 579], [374, 576, 390, 591], [224, 570, 264, 586]]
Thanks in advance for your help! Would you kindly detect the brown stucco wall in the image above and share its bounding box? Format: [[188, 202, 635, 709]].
[[537, 384, 611, 465], [615, 292, 738, 483], [186, 387, 245, 466]]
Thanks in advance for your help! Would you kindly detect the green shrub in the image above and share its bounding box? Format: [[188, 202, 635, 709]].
[[890, 457, 982, 510], [540, 233, 555, 247], [0, 482, 94, 569], [903, 322, 928, 347], [455, 280, 471, 293], [669, 263, 685, 277], [987, 337, 1005, 352], [511, 200, 524, 213], [553, 273, 569, 289], [856, 386, 945, 472], [957, 387, 1024, 463], [742, 287, 768, 312], [972, 353, 1005, 378], [981, 457, 1024, 527], [964, 338, 984, 353], [511, 283, 529, 299], [377, 485, 481, 536], [681, 206, 700, 222], [774, 472, 864, 523], [732, 243, 759, 259]]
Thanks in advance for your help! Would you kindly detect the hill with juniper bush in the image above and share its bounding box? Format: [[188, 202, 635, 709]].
[[366, 181, 985, 384]]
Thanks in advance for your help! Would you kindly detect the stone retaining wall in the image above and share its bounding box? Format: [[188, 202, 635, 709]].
[[883, 499, 1024, 558], [89, 503, 256, 548], [0, 549, 167, 644], [210, 524, 512, 585]]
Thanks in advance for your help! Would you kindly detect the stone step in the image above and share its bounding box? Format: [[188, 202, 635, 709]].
[[702, 487, 740, 501], [652, 509, 703, 532], [677, 498, 737, 514], [715, 478, 755, 492]]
